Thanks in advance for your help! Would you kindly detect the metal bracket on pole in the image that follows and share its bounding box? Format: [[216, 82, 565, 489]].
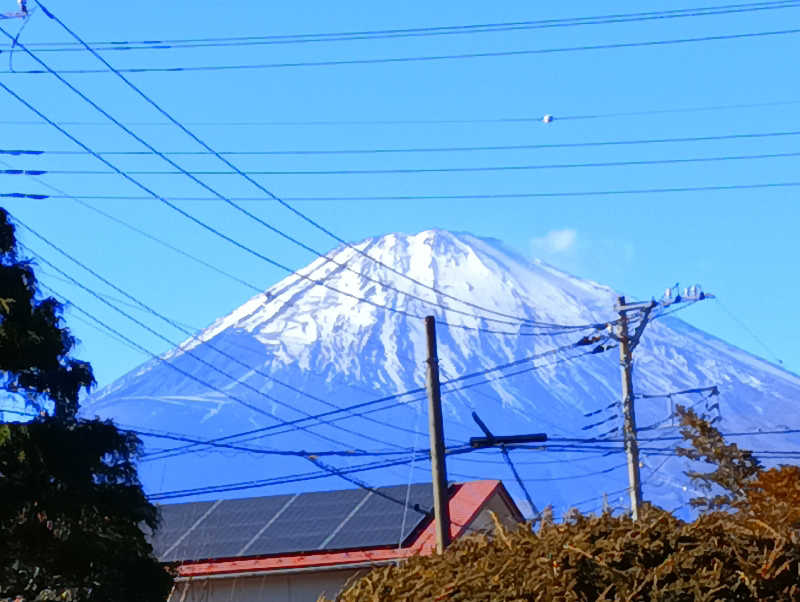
[[628, 301, 655, 352]]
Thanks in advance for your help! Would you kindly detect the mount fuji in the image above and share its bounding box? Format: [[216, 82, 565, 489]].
[[84, 229, 800, 518]]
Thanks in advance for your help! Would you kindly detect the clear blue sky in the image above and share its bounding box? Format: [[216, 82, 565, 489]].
[[1, 0, 798, 386]]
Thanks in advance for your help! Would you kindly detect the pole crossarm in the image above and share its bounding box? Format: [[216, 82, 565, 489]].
[[469, 412, 542, 516], [469, 433, 549, 448], [469, 411, 547, 448]]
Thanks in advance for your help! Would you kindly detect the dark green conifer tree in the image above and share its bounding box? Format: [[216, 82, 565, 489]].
[[0, 208, 173, 601]]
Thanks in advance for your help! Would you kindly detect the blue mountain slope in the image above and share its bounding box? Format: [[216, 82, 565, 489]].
[[84, 230, 800, 518]]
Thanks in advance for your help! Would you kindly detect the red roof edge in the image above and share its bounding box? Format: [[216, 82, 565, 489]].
[[177, 479, 510, 578]]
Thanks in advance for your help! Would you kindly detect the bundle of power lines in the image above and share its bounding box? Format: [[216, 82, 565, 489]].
[[1, 0, 798, 517]]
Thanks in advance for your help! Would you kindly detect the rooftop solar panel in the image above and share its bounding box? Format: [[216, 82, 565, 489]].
[[151, 500, 217, 560], [159, 494, 298, 562], [246, 488, 367, 556], [152, 483, 436, 562], [325, 484, 433, 550]]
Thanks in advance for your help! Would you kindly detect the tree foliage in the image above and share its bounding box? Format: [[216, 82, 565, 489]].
[[675, 405, 762, 511], [0, 208, 173, 601], [0, 209, 93, 420], [330, 407, 800, 601]]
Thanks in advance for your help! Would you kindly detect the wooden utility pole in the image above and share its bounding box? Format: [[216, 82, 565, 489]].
[[424, 316, 451, 553], [617, 296, 643, 520]]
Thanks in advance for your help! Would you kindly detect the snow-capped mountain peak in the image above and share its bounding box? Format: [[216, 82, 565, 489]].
[[86, 229, 800, 516]]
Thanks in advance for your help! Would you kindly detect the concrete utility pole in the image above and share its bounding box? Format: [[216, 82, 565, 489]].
[[424, 316, 451, 553], [616, 296, 644, 520], [614, 286, 712, 519]]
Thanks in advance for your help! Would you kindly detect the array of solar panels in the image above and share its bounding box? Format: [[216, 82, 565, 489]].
[[152, 483, 435, 562]]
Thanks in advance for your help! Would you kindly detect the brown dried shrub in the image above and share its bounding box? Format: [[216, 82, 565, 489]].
[[328, 408, 800, 601]]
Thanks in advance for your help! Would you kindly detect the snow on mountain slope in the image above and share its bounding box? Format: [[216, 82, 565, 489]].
[[84, 230, 800, 518]]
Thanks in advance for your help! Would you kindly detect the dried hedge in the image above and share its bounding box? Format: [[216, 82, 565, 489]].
[[331, 502, 800, 601], [329, 409, 800, 601]]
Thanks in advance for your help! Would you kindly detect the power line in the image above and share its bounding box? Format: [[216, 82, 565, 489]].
[[17, 174, 265, 293], [505, 443, 800, 459], [547, 428, 800, 444], [141, 341, 600, 462], [0, 165, 440, 377], [638, 385, 719, 399], [568, 487, 631, 511], [5, 26, 800, 74], [639, 389, 720, 432], [40, 270, 420, 410], [0, 28, 532, 333], [24, 1, 800, 52], [453, 449, 617, 466], [255, 354, 605, 449], [129, 427, 433, 459], [4, 99, 799, 128], [8, 178, 409, 410], [439, 365, 572, 438], [273, 340, 622, 439], [651, 299, 701, 320], [15, 181, 800, 203], [0, 76, 568, 337], [23, 234, 602, 464], [59, 301, 150, 356], [0, 192, 49, 198], [147, 454, 429, 502], [37, 265, 196, 327], [37, 281, 486, 507], [145, 442, 472, 515], [42, 281, 408, 435], [440, 347, 615, 398], [31, 272, 410, 451], [499, 445, 539, 515], [147, 441, 635, 503], [37, 287, 449, 505], [146, 445, 483, 503], [2, 21, 571, 332], [15, 218, 442, 444], [12, 128, 800, 157], [0, 168, 44, 175], [147, 344, 614, 463], [27, 11, 590, 334], [715, 298, 785, 365], [32, 149, 800, 176], [435, 461, 629, 484]]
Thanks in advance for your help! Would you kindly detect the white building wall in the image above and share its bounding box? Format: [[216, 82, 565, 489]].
[[170, 568, 363, 602]]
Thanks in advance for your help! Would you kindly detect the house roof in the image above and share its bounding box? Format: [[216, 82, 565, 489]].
[[154, 482, 434, 563], [158, 480, 522, 578]]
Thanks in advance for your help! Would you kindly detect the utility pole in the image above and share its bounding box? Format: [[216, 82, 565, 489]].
[[614, 285, 713, 520], [424, 316, 451, 553], [616, 296, 644, 520]]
